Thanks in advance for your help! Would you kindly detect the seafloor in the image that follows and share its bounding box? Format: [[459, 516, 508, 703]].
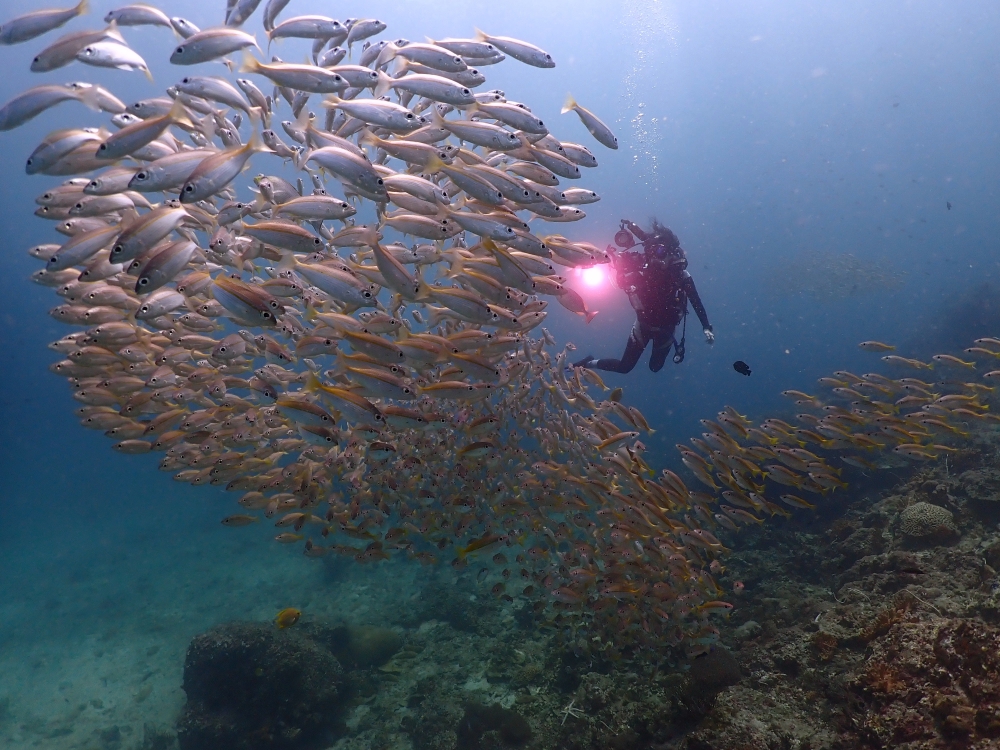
[[4, 422, 1000, 750]]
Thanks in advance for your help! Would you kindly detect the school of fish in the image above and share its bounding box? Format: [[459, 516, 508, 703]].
[[5, 0, 995, 658]]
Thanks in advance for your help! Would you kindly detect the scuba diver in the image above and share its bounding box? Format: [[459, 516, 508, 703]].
[[575, 219, 713, 373]]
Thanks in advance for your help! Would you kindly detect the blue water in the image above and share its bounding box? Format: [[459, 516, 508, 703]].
[[0, 0, 998, 745]]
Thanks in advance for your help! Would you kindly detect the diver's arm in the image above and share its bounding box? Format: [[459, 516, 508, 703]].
[[683, 272, 714, 341], [621, 220, 650, 242]]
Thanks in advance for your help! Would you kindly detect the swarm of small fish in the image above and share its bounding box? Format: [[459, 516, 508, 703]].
[[4, 0, 994, 658]]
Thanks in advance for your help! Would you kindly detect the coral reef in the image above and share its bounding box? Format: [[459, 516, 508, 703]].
[[177, 622, 344, 750], [899, 501, 959, 544], [158, 418, 1000, 750]]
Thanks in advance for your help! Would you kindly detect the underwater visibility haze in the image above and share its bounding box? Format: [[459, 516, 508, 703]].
[[2, 1, 1000, 749]]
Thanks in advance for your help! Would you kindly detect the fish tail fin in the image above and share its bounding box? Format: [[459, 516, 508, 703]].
[[373, 69, 393, 99], [585, 310, 599, 324], [442, 247, 464, 278], [167, 97, 192, 129], [358, 128, 379, 148], [561, 93, 577, 114], [393, 57, 411, 78], [293, 147, 310, 171], [105, 19, 125, 44], [244, 130, 265, 157], [239, 51, 260, 75], [304, 371, 322, 393], [77, 84, 103, 112], [76, 0, 89, 17], [414, 270, 433, 300], [321, 93, 342, 110], [428, 106, 446, 130], [331, 349, 349, 375], [142, 65, 154, 83], [374, 41, 398, 69], [424, 154, 445, 174], [427, 305, 450, 327]]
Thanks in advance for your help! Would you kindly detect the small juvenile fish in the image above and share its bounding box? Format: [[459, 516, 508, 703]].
[[858, 340, 895, 352], [222, 514, 260, 527], [733, 360, 751, 376]]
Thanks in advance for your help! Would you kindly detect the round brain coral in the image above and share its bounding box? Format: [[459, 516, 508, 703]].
[[899, 502, 958, 539]]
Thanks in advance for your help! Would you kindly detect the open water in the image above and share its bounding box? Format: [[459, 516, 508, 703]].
[[0, 2, 998, 749]]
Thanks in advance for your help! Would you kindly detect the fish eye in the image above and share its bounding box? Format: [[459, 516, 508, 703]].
[[136, 171, 148, 180], [376, 178, 384, 185], [462, 89, 470, 95], [184, 184, 195, 192], [175, 46, 184, 54], [139, 277, 149, 286], [405, 113, 414, 119]]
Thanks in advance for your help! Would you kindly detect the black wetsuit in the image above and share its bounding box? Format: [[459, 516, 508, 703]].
[[589, 245, 711, 374]]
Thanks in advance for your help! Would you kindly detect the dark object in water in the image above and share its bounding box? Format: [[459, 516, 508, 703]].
[[947, 201, 952, 210], [614, 228, 635, 248], [689, 647, 743, 691], [456, 702, 532, 749], [177, 621, 344, 750], [733, 360, 751, 376]]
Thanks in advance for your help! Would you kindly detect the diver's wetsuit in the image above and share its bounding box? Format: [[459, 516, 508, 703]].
[[589, 229, 711, 373]]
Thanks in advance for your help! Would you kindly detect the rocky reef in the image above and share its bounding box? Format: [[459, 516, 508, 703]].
[[164, 427, 1000, 750]]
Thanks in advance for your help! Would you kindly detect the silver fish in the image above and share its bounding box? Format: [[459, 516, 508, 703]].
[[76, 41, 151, 78], [104, 5, 171, 28], [474, 30, 554, 68], [170, 28, 259, 65], [0, 84, 100, 131], [0, 0, 89, 46], [31, 26, 125, 72]]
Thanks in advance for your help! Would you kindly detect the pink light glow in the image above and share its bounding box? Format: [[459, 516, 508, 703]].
[[581, 266, 605, 287]]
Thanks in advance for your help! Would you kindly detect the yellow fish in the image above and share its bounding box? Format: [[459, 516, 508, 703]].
[[275, 607, 301, 629], [858, 341, 895, 352]]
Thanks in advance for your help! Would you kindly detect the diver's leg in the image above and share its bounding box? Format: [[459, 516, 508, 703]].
[[649, 330, 676, 372], [589, 324, 648, 373]]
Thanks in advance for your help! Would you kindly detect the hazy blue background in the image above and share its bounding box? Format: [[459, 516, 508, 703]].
[[1, 0, 998, 582]]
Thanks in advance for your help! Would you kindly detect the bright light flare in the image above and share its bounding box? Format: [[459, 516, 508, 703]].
[[581, 265, 606, 287]]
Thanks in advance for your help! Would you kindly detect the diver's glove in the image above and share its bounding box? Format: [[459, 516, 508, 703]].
[[704, 328, 715, 344]]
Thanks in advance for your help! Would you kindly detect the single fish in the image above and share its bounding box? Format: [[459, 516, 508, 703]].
[[274, 607, 301, 628], [733, 361, 751, 376], [0, 0, 89, 46], [561, 94, 618, 150]]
